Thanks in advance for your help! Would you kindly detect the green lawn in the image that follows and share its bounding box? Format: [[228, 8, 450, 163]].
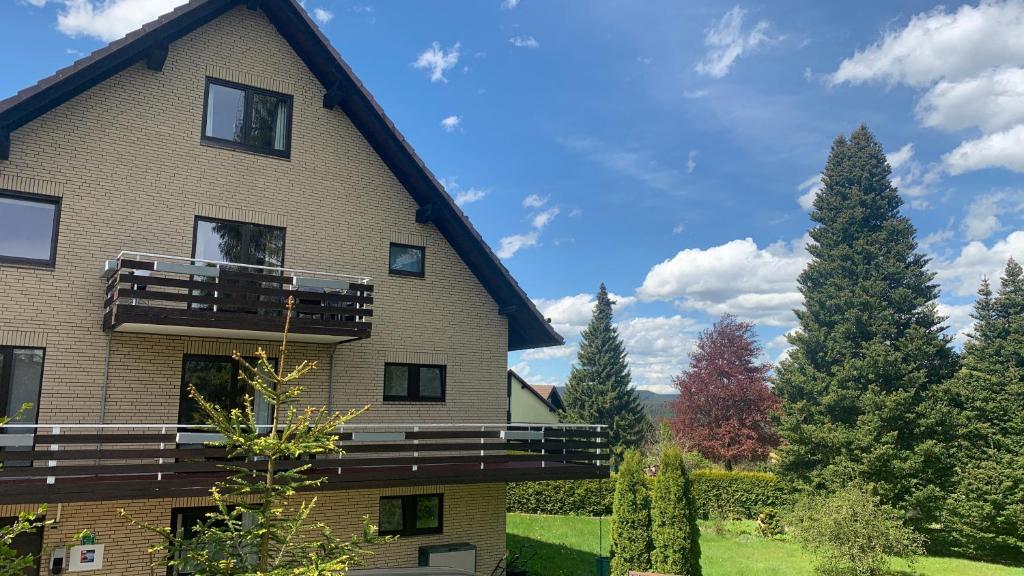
[[506, 513, 1024, 576]]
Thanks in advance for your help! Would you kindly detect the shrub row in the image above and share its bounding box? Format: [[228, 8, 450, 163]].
[[508, 470, 788, 520]]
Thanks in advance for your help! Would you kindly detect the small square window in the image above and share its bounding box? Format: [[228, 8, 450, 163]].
[[379, 494, 442, 537], [383, 363, 445, 402], [202, 79, 292, 157], [0, 191, 60, 267], [388, 243, 425, 277]]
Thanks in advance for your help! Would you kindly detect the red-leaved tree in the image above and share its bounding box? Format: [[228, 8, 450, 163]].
[[670, 314, 778, 470]]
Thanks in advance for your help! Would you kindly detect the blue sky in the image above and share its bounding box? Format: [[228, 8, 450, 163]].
[[3, 0, 1024, 393]]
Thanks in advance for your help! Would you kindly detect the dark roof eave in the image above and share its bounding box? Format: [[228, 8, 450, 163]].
[[0, 0, 563, 351]]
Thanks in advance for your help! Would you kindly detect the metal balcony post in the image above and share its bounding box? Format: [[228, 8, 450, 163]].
[[47, 426, 59, 485]]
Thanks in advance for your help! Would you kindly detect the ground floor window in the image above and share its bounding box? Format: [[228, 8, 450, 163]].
[[1, 516, 43, 576], [178, 355, 274, 427], [378, 494, 443, 537], [169, 506, 256, 575]]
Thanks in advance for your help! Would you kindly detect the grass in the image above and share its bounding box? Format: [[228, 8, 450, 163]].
[[506, 513, 1024, 576]]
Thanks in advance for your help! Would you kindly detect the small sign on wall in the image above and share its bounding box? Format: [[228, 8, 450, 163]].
[[68, 544, 104, 572]]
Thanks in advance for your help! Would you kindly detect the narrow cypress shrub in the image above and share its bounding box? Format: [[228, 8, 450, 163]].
[[610, 450, 652, 576], [651, 447, 702, 576]]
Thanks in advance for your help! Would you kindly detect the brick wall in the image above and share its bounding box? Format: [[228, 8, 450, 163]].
[[0, 483, 507, 575]]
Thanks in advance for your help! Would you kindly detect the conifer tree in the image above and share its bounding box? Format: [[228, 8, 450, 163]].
[[774, 126, 956, 517], [610, 450, 653, 576], [651, 447, 702, 576], [934, 259, 1024, 559], [563, 283, 650, 461]]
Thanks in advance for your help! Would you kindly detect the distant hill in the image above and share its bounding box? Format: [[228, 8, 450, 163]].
[[555, 387, 678, 424]]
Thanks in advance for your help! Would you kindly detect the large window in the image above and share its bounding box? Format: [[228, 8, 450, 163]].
[[192, 217, 286, 314], [0, 516, 42, 576], [193, 217, 285, 268], [0, 191, 60, 267], [202, 79, 292, 157], [383, 363, 445, 402], [378, 494, 443, 537], [0, 348, 44, 467], [179, 355, 273, 427], [388, 244, 425, 278]]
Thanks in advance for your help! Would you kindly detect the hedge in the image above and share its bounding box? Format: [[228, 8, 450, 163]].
[[508, 470, 788, 520]]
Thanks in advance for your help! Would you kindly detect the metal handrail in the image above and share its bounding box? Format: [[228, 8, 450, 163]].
[[114, 251, 373, 284], [1, 422, 606, 430]]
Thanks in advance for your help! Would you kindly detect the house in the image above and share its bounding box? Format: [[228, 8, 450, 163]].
[[507, 370, 564, 424], [0, 1, 609, 573]]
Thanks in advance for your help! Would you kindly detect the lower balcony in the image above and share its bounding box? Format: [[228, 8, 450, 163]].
[[101, 252, 374, 343], [0, 423, 609, 504]]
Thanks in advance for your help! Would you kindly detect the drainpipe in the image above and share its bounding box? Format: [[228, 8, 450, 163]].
[[98, 331, 112, 425], [327, 344, 339, 413]]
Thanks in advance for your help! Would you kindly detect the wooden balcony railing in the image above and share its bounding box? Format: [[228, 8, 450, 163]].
[[101, 252, 373, 343], [0, 423, 609, 504]]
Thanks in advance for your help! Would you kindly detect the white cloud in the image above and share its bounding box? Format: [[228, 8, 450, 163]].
[[454, 188, 487, 206], [531, 207, 560, 229], [413, 41, 461, 83], [53, 0, 188, 41], [24, 0, 48, 6], [533, 292, 637, 339], [944, 125, 1024, 174], [312, 7, 333, 24], [683, 89, 709, 99], [933, 230, 1024, 296], [617, 315, 700, 390], [521, 345, 577, 361], [961, 191, 1024, 240], [509, 36, 540, 49], [672, 224, 685, 235], [696, 6, 775, 79], [638, 236, 810, 327], [440, 115, 461, 132], [522, 194, 548, 208], [796, 174, 820, 211], [916, 67, 1024, 133], [687, 150, 697, 174], [887, 143, 915, 170], [501, 0, 520, 9], [560, 136, 684, 193], [496, 231, 539, 259], [830, 1, 1024, 88], [509, 362, 561, 390], [938, 302, 976, 346]]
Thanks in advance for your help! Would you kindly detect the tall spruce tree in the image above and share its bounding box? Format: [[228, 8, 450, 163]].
[[934, 259, 1024, 559], [563, 283, 650, 461], [774, 126, 956, 518]]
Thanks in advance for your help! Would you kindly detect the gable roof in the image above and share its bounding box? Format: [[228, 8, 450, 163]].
[[507, 369, 560, 414], [529, 384, 565, 411], [0, 0, 562, 351]]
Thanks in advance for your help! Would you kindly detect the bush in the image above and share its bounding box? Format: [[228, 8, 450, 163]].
[[690, 470, 789, 519], [610, 450, 653, 576], [507, 478, 615, 516], [651, 447, 702, 576], [789, 486, 925, 576], [508, 470, 788, 520], [757, 507, 785, 539]]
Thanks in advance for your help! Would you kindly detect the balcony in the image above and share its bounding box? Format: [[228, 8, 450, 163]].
[[101, 252, 373, 343], [0, 423, 609, 504]]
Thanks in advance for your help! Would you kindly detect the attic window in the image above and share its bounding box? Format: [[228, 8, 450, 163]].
[[202, 79, 292, 157]]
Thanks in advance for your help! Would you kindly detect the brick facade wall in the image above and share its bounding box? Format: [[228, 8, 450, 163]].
[[0, 484, 507, 574], [0, 5, 513, 573]]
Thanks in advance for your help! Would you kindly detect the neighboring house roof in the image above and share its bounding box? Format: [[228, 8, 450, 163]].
[[0, 0, 562, 351], [529, 384, 565, 412], [507, 369, 560, 414]]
